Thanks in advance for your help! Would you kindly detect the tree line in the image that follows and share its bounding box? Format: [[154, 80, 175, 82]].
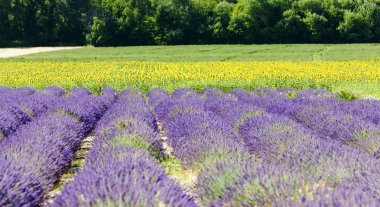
[[0, 0, 379, 47]]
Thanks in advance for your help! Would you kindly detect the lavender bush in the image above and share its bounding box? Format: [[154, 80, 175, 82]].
[[151, 88, 248, 169], [1, 87, 379, 207], [0, 87, 116, 206], [53, 88, 196, 207], [0, 88, 65, 141]]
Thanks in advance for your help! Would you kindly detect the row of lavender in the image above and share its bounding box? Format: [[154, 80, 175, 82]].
[[52, 88, 196, 206], [0, 87, 117, 206], [237, 88, 380, 157], [149, 88, 380, 206], [1, 87, 379, 206], [1, 87, 196, 206], [0, 86, 63, 141]]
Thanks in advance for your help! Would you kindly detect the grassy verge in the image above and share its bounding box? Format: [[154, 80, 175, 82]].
[[2, 44, 380, 62]]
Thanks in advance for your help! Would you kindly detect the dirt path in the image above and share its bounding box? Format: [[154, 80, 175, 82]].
[[0, 47, 81, 58], [155, 119, 199, 199], [44, 135, 95, 206]]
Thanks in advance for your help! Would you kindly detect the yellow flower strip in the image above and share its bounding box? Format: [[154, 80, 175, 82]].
[[0, 61, 379, 93]]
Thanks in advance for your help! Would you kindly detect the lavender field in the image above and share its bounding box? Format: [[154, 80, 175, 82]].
[[0, 86, 379, 207]]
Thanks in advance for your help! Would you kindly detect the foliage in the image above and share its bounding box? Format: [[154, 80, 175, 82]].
[[1, 0, 380, 46], [338, 90, 358, 101]]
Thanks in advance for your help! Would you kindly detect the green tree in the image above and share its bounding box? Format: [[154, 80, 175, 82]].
[[1, 0, 380, 46], [337, 1, 380, 42], [86, 17, 111, 46], [191, 0, 217, 43], [338, 12, 373, 42], [54, 0, 91, 44], [303, 12, 329, 42], [210, 1, 235, 43], [228, 0, 274, 43], [0, 1, 8, 46], [271, 9, 309, 43], [153, 0, 195, 44], [90, 0, 155, 45]]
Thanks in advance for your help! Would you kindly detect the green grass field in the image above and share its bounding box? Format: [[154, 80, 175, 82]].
[[4, 44, 380, 62]]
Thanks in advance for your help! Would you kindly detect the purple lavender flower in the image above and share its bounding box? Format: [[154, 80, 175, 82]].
[[170, 88, 198, 99], [53, 88, 196, 207], [147, 88, 170, 107], [54, 146, 196, 207], [282, 185, 380, 207], [40, 86, 66, 96], [0, 88, 116, 206], [69, 87, 92, 97]]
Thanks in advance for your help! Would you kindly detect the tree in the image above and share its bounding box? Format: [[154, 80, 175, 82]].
[[337, 1, 380, 43], [54, 0, 91, 44], [228, 0, 273, 43], [89, 0, 155, 45], [153, 0, 195, 44], [0, 1, 9, 46], [338, 12, 373, 42], [191, 0, 217, 43], [209, 1, 235, 43], [303, 12, 329, 42], [86, 17, 111, 46], [1, 0, 380, 46], [271, 9, 309, 43]]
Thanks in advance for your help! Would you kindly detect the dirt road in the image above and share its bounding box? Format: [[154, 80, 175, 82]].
[[0, 47, 81, 58]]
